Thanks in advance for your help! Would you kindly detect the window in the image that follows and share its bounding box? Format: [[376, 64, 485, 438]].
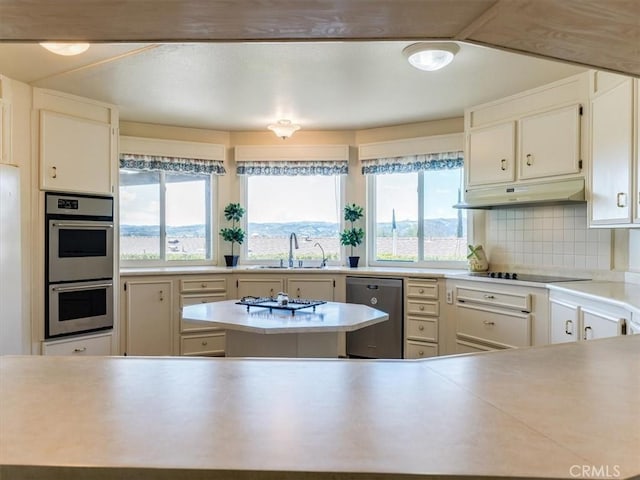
[[119, 152, 224, 264], [367, 152, 467, 266], [241, 175, 344, 263]]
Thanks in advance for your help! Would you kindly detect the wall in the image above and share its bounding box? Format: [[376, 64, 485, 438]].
[[483, 204, 622, 279]]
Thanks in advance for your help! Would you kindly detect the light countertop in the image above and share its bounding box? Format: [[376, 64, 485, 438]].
[[182, 300, 389, 334], [1, 336, 639, 480], [548, 281, 640, 315]]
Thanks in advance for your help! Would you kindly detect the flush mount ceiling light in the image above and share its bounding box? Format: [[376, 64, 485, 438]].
[[40, 42, 90, 56], [268, 119, 301, 139], [403, 42, 460, 71]]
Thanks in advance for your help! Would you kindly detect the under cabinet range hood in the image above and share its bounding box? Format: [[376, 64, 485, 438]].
[[454, 178, 585, 209]]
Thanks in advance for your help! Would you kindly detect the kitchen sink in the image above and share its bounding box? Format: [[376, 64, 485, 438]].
[[248, 265, 327, 270]]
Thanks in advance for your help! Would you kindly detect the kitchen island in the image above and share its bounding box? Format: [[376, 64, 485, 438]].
[[1, 335, 639, 480], [182, 299, 388, 357]]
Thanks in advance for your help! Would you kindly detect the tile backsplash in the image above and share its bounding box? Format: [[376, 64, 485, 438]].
[[485, 204, 611, 272]]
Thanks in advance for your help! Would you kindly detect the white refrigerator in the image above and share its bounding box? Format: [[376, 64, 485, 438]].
[[0, 164, 24, 354]]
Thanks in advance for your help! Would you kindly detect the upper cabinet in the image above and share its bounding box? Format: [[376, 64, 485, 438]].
[[465, 74, 587, 189], [589, 71, 638, 227], [34, 88, 118, 195]]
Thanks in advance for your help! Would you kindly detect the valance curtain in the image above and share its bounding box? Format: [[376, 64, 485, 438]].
[[361, 151, 464, 175], [236, 160, 348, 176], [120, 153, 226, 175]]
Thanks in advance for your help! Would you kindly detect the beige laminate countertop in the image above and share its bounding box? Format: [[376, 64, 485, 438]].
[[548, 281, 640, 315], [1, 336, 639, 480]]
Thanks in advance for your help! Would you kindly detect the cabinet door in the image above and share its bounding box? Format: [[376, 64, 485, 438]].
[[550, 299, 579, 343], [40, 110, 113, 194], [466, 122, 516, 186], [236, 278, 283, 298], [518, 104, 581, 180], [125, 280, 174, 355], [581, 308, 624, 340], [287, 277, 335, 301], [590, 80, 634, 225]]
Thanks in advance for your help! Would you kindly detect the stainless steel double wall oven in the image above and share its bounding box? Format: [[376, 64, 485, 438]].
[[45, 192, 114, 338]]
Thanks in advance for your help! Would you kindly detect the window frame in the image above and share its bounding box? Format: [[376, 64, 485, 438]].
[[239, 174, 347, 266], [366, 171, 471, 269], [118, 169, 218, 267]]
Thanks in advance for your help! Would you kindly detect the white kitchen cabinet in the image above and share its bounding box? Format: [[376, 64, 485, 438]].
[[40, 110, 114, 194], [180, 276, 227, 356], [466, 122, 516, 186], [236, 277, 284, 298], [550, 298, 580, 343], [286, 276, 335, 301], [589, 76, 635, 226], [549, 290, 627, 344], [518, 104, 581, 180], [404, 278, 440, 359], [124, 279, 174, 356], [42, 332, 112, 356]]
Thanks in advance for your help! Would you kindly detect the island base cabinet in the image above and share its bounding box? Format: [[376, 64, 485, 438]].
[[225, 330, 340, 358]]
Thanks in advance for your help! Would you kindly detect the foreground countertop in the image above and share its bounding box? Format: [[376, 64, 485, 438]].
[[182, 300, 388, 334], [2, 336, 639, 480]]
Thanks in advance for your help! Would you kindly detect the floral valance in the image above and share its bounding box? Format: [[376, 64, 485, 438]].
[[361, 151, 464, 175], [236, 160, 348, 176], [120, 153, 226, 175]]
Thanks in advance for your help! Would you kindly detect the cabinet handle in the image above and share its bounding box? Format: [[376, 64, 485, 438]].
[[51, 166, 57, 178], [269, 288, 274, 297], [201, 341, 208, 346], [73, 347, 86, 353], [483, 294, 495, 299], [526, 153, 533, 166], [418, 325, 424, 331], [616, 192, 627, 208], [483, 320, 495, 326], [159, 290, 164, 301], [583, 325, 592, 340], [418, 305, 425, 311], [418, 350, 424, 356], [564, 319, 573, 335], [418, 288, 424, 294], [296, 288, 301, 298], [500, 158, 507, 171], [201, 283, 207, 288]]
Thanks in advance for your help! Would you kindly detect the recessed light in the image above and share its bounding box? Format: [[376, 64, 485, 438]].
[[40, 42, 90, 56]]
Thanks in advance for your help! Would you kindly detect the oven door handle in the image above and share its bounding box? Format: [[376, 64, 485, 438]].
[[51, 222, 114, 229], [51, 282, 113, 292]]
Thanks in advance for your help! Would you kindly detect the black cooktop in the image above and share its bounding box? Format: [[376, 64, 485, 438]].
[[468, 272, 588, 283]]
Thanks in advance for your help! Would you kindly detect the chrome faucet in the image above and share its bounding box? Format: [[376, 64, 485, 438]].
[[314, 242, 328, 267], [288, 232, 299, 268]]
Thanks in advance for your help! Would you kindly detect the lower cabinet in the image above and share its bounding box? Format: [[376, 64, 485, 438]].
[[287, 276, 335, 301], [236, 277, 284, 298], [404, 278, 440, 359], [42, 332, 113, 356], [123, 279, 174, 356], [550, 291, 628, 343]]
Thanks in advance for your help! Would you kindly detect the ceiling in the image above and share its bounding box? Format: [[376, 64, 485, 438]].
[[0, 0, 637, 132]]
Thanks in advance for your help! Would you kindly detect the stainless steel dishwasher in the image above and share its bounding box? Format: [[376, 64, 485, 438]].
[[346, 276, 403, 359]]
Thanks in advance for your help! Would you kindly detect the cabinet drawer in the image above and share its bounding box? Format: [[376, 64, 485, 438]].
[[181, 293, 226, 307], [407, 299, 439, 317], [43, 333, 112, 356], [406, 317, 438, 342], [180, 278, 226, 293], [406, 280, 438, 299], [455, 339, 500, 355], [457, 303, 531, 348], [405, 341, 438, 359], [181, 333, 225, 356], [456, 286, 531, 312]]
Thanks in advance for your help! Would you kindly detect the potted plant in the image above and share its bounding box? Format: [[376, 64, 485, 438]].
[[219, 203, 245, 267], [340, 203, 364, 268]]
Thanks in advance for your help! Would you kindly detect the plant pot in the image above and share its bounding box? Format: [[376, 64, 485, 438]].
[[348, 256, 360, 268], [224, 255, 239, 267]]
